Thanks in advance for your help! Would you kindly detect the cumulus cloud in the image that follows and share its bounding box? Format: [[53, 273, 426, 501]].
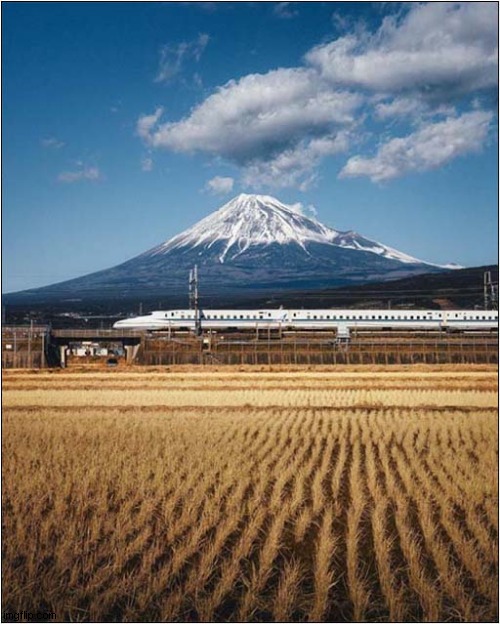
[[141, 69, 360, 159], [205, 176, 234, 195], [139, 67, 361, 188], [340, 110, 493, 182], [58, 166, 102, 183], [137, 2, 497, 188], [306, 2, 498, 98], [155, 33, 209, 83], [242, 131, 351, 190]]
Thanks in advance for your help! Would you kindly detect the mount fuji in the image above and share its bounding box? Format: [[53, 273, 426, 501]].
[[7, 194, 455, 304]]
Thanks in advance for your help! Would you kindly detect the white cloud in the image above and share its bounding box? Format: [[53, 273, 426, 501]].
[[306, 2, 498, 97], [155, 33, 209, 83], [141, 157, 153, 172], [137, 107, 164, 141], [374, 97, 427, 120], [273, 2, 298, 20], [177, 2, 218, 12], [41, 137, 64, 149], [137, 2, 497, 188], [205, 176, 234, 195], [306, 204, 318, 218], [340, 110, 493, 182], [139, 68, 361, 188], [289, 202, 319, 218], [58, 166, 102, 183], [242, 131, 350, 190]]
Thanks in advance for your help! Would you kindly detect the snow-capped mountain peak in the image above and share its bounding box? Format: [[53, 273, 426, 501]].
[[150, 194, 338, 261], [145, 193, 445, 267]]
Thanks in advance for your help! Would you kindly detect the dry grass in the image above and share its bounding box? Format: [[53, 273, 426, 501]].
[[2, 368, 498, 622]]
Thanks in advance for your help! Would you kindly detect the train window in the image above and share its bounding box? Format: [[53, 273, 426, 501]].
[[326, 315, 330, 319], [313, 315, 317, 319]]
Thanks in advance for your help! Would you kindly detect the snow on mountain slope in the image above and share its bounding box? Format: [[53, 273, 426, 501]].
[[147, 194, 338, 262], [144, 193, 448, 267]]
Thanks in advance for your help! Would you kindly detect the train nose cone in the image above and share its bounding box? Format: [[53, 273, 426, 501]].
[[113, 320, 126, 329]]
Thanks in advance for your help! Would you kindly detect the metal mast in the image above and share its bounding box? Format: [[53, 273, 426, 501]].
[[483, 271, 498, 310], [189, 265, 201, 335]]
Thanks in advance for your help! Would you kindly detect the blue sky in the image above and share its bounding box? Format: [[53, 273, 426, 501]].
[[3, 1, 498, 293]]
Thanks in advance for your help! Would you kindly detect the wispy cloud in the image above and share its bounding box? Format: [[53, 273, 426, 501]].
[[58, 165, 102, 183], [41, 137, 64, 149], [141, 157, 153, 172], [177, 2, 218, 12], [155, 33, 210, 83], [137, 107, 164, 141], [273, 2, 298, 20], [204, 176, 234, 195], [289, 202, 319, 218]]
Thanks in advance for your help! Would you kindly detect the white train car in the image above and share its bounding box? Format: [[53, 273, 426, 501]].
[[113, 309, 498, 331]]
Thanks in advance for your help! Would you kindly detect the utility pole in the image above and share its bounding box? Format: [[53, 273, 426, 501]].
[[189, 265, 201, 335], [484, 271, 493, 310], [484, 271, 498, 310]]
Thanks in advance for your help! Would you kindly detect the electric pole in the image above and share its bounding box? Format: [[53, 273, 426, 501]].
[[189, 265, 201, 335], [483, 271, 499, 310], [484, 271, 492, 310]]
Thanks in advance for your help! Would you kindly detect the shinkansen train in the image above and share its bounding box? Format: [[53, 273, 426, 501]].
[[113, 309, 499, 331]]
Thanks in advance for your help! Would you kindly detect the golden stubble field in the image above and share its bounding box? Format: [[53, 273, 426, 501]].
[[2, 366, 498, 622]]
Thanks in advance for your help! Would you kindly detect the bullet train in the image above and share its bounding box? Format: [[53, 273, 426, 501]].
[[113, 308, 498, 331]]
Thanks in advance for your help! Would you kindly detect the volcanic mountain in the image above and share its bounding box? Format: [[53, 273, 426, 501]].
[[7, 194, 453, 303]]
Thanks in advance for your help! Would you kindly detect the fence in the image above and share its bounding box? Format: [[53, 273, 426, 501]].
[[2, 326, 497, 368], [2, 326, 48, 369], [137, 332, 498, 366]]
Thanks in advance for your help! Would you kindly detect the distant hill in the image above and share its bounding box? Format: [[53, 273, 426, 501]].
[[241, 264, 499, 311], [4, 264, 497, 328]]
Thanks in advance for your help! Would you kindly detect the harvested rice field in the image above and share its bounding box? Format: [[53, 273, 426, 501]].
[[2, 366, 498, 622]]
